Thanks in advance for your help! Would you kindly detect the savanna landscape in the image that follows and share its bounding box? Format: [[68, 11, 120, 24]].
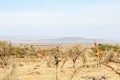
[[0, 0, 120, 80], [0, 40, 120, 80]]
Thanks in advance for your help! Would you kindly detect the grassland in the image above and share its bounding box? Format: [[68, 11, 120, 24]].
[[0, 41, 120, 80]]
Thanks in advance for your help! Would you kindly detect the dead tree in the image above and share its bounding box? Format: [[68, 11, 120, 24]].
[[69, 46, 82, 68]]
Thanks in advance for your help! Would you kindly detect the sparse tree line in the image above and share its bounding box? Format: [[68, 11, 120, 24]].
[[0, 40, 120, 78], [0, 40, 120, 67]]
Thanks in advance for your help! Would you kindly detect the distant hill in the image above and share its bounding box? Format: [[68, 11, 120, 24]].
[[0, 36, 117, 44], [42, 37, 94, 44], [37, 37, 115, 44]]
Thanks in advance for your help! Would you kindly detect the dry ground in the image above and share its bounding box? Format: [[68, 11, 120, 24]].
[[0, 45, 120, 80]]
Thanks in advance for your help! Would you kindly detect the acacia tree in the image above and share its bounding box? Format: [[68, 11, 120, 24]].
[[49, 46, 61, 80], [69, 45, 82, 68], [0, 41, 13, 67], [60, 49, 69, 69]]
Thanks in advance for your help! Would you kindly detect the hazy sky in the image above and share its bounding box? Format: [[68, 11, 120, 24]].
[[0, 0, 120, 40]]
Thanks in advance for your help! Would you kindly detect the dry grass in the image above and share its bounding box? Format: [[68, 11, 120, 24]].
[[0, 41, 120, 80]]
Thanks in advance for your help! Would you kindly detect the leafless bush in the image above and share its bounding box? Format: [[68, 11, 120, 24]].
[[46, 46, 61, 80], [68, 45, 82, 68], [45, 46, 61, 67], [102, 50, 120, 65]]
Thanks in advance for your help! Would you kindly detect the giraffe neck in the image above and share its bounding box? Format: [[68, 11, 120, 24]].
[[94, 42, 99, 53]]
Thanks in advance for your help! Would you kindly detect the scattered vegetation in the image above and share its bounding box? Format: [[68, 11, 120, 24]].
[[68, 45, 82, 68], [0, 40, 120, 80], [99, 44, 120, 51]]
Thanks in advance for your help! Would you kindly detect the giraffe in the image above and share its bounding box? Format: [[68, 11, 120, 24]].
[[39, 48, 46, 60], [94, 40, 104, 67]]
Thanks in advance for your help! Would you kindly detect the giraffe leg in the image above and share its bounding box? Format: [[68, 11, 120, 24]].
[[97, 55, 100, 68]]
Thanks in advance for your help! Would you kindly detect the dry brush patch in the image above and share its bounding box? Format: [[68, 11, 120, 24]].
[[0, 40, 120, 80]]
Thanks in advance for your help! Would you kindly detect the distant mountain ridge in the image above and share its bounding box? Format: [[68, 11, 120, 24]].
[[40, 37, 115, 44], [0, 35, 118, 44], [0, 36, 117, 44]]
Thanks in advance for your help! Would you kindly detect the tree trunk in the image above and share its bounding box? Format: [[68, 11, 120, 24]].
[[55, 65, 58, 80], [61, 60, 66, 69]]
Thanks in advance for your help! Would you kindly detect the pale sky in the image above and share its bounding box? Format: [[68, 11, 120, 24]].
[[0, 0, 120, 40]]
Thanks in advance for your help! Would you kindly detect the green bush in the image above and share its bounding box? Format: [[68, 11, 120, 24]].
[[98, 44, 120, 51]]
